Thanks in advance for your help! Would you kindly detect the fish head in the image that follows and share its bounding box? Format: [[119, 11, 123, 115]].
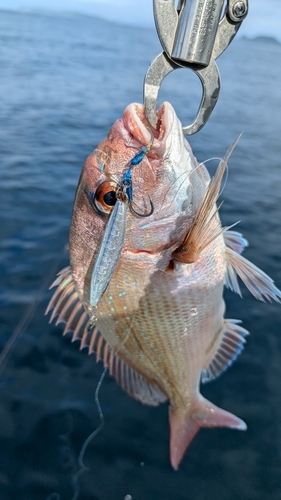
[[69, 102, 208, 298]]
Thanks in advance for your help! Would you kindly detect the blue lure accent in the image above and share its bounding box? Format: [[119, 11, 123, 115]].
[[87, 320, 95, 332], [121, 168, 133, 201], [130, 146, 148, 165], [121, 142, 151, 201]]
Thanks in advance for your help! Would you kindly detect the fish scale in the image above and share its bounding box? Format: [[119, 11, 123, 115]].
[[94, 233, 225, 409]]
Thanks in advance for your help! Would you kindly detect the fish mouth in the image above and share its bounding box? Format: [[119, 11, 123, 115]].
[[123, 102, 178, 156], [122, 102, 190, 253]]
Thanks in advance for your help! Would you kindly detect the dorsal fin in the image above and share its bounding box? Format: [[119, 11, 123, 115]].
[[225, 247, 281, 302], [202, 319, 249, 383], [46, 267, 166, 406], [109, 354, 167, 406], [173, 137, 240, 264]]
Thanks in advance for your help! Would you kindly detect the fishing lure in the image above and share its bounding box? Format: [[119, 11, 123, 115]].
[[87, 134, 154, 327]]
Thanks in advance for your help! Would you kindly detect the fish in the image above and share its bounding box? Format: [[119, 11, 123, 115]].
[[46, 102, 281, 469]]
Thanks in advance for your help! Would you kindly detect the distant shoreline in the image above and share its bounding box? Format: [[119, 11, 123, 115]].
[[0, 7, 280, 43], [0, 7, 153, 30], [241, 35, 280, 45]]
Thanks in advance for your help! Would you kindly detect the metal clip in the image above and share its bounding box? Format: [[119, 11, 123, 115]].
[[144, 0, 248, 135]]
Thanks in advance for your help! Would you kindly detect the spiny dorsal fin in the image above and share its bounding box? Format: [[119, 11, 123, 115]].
[[202, 319, 249, 383], [173, 137, 241, 264], [225, 247, 281, 302], [46, 267, 166, 406]]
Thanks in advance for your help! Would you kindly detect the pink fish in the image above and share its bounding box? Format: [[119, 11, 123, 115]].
[[46, 102, 281, 469]]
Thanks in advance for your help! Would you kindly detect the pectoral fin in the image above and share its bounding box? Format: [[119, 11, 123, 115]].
[[173, 137, 240, 264]]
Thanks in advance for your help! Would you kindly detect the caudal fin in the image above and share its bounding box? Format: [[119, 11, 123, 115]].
[[169, 397, 246, 470]]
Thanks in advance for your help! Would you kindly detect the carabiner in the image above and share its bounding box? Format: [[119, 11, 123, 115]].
[[144, 0, 248, 135]]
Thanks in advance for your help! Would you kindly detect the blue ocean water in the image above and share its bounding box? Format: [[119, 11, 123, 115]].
[[0, 8, 281, 500]]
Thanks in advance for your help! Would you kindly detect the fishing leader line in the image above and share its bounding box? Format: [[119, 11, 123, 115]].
[[70, 366, 108, 500]]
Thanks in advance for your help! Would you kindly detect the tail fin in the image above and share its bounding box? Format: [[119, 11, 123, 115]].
[[169, 397, 246, 469]]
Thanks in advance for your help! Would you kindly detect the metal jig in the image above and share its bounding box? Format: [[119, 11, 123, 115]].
[[144, 0, 248, 135], [89, 134, 154, 313]]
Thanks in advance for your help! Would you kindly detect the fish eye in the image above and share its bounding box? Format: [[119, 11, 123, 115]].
[[103, 190, 117, 206], [93, 181, 118, 214]]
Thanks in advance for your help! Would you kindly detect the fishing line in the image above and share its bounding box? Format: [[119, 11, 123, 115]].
[[156, 157, 221, 215], [158, 155, 230, 217], [190, 156, 230, 199], [70, 366, 107, 500], [0, 244, 68, 376], [78, 366, 107, 469]]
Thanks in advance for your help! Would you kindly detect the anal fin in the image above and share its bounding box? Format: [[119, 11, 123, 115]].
[[202, 319, 249, 383]]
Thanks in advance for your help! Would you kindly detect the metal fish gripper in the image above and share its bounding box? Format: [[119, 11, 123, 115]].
[[144, 0, 248, 135]]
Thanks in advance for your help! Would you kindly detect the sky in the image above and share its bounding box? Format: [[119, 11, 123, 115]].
[[0, 0, 280, 41]]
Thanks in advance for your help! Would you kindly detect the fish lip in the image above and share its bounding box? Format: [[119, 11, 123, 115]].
[[155, 102, 173, 141], [123, 102, 177, 153], [151, 102, 179, 155]]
